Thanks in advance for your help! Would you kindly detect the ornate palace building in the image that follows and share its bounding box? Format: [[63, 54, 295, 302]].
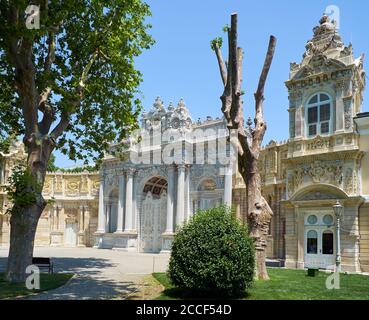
[[1, 15, 369, 272]]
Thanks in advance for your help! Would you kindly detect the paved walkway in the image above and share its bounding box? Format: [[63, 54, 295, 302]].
[[0, 247, 169, 300]]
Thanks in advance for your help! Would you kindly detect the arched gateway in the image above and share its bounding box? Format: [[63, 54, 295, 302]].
[[140, 177, 168, 252]]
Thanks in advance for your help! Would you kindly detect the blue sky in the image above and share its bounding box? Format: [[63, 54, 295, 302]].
[[54, 0, 369, 167]]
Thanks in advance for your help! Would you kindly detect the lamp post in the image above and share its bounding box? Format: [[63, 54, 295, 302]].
[[332, 200, 343, 272]]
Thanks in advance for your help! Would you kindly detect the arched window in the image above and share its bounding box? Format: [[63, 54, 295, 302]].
[[306, 93, 332, 137]]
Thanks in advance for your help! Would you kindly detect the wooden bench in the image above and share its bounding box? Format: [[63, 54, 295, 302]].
[[32, 257, 54, 274]]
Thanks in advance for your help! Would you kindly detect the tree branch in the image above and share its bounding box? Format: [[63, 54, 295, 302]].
[[255, 35, 276, 103], [233, 47, 245, 136], [214, 43, 227, 86], [50, 50, 99, 140], [252, 35, 277, 154], [220, 28, 233, 128], [44, 31, 56, 74], [7, 5, 38, 143], [229, 13, 239, 130], [38, 31, 57, 135]]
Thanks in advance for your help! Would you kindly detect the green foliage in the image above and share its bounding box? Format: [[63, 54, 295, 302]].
[[46, 153, 98, 172], [210, 37, 223, 51], [0, 133, 17, 154], [0, 0, 155, 163], [222, 24, 230, 33], [0, 272, 73, 299], [47, 154, 58, 172], [5, 165, 42, 212], [0, 136, 11, 154], [168, 206, 255, 298], [154, 269, 369, 300], [55, 165, 99, 173]]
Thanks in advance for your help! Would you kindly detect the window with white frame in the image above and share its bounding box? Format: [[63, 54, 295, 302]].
[[306, 93, 332, 137]]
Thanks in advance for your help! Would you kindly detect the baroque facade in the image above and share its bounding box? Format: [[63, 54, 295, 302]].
[[1, 15, 369, 272], [0, 142, 100, 247]]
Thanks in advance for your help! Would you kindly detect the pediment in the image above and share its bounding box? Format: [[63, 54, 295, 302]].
[[292, 55, 347, 80]]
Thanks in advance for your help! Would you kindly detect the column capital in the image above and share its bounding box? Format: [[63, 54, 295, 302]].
[[167, 164, 176, 172], [125, 167, 136, 177], [177, 164, 186, 171]]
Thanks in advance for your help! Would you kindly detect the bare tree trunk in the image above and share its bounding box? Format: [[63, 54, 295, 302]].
[[244, 158, 273, 280], [212, 13, 276, 280]]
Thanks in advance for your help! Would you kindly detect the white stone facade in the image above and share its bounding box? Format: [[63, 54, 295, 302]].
[[94, 98, 233, 252]]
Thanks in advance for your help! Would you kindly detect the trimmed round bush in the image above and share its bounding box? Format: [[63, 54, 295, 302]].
[[168, 206, 255, 298]]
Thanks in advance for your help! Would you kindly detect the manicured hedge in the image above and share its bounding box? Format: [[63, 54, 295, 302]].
[[168, 206, 255, 298]]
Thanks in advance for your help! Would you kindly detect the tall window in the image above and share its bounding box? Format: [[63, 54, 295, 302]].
[[306, 93, 332, 137]]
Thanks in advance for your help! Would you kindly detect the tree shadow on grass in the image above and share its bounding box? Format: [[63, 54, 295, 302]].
[[0, 256, 137, 300]]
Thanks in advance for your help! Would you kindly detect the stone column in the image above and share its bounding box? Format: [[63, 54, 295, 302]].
[[176, 164, 185, 227], [335, 83, 345, 133], [186, 166, 191, 219], [165, 166, 175, 233], [97, 178, 106, 233], [52, 205, 58, 231], [116, 173, 125, 233], [223, 165, 233, 207], [124, 169, 134, 231], [296, 205, 305, 269], [295, 107, 303, 138], [78, 205, 86, 246], [50, 204, 63, 246], [79, 205, 84, 232], [84, 205, 90, 246]]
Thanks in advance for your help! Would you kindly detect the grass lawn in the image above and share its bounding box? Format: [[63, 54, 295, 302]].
[[153, 268, 369, 300], [0, 273, 73, 299]]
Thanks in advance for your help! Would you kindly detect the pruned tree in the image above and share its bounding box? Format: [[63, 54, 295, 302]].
[[0, 0, 154, 283], [211, 13, 276, 280]]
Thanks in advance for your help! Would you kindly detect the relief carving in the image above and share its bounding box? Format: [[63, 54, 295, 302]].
[[307, 136, 333, 150], [80, 176, 89, 193], [344, 99, 352, 130], [288, 161, 343, 196], [343, 168, 353, 194], [66, 178, 80, 194], [54, 176, 63, 192], [43, 178, 52, 194]]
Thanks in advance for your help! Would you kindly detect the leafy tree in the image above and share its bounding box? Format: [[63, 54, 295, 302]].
[[0, 0, 154, 282]]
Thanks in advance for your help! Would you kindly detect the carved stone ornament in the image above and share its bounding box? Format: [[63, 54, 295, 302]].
[[307, 135, 334, 150], [66, 178, 80, 194], [344, 99, 352, 130], [288, 160, 343, 195]]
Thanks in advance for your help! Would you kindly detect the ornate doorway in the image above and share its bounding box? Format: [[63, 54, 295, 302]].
[[140, 177, 167, 253], [304, 212, 335, 269]]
